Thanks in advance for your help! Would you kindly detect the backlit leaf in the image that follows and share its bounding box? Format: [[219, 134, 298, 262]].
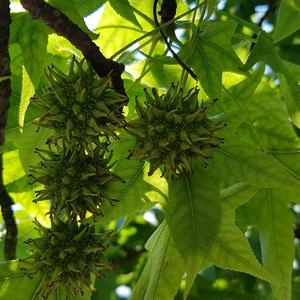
[[166, 164, 221, 287], [273, 0, 300, 43]]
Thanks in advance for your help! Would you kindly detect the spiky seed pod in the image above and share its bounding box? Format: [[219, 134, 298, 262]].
[[31, 56, 128, 151], [20, 219, 113, 299], [29, 144, 121, 220], [126, 84, 225, 179]]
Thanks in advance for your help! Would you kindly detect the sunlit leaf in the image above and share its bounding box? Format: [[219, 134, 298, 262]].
[[5, 124, 52, 172], [221, 182, 259, 211], [235, 82, 299, 148], [10, 14, 48, 126], [109, 0, 142, 29], [273, 0, 300, 43], [48, 0, 99, 39], [89, 133, 168, 224], [183, 20, 243, 99], [74, 0, 107, 17], [238, 189, 295, 300], [0, 261, 91, 300], [207, 212, 274, 283], [132, 222, 184, 300], [214, 137, 300, 191], [166, 164, 221, 290], [241, 33, 300, 128], [19, 67, 35, 128]]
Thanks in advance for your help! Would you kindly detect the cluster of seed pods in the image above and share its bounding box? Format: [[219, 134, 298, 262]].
[[21, 57, 127, 298], [21, 57, 224, 297]]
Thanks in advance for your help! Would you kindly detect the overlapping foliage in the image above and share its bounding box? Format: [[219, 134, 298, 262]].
[[2, 0, 300, 299]]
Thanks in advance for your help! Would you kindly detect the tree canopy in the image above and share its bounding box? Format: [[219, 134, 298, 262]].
[[1, 0, 300, 299]]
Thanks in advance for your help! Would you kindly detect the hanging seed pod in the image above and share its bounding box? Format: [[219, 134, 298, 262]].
[[20, 219, 113, 299], [31, 56, 128, 151], [30, 144, 121, 220], [126, 84, 225, 179]]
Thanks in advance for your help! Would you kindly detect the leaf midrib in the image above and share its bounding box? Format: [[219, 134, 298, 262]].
[[118, 162, 147, 200], [150, 233, 171, 299], [266, 190, 284, 280], [184, 177, 196, 253], [217, 147, 298, 189]]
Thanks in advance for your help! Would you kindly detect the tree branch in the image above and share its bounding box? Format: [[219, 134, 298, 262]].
[[20, 0, 126, 96], [0, 158, 17, 260], [153, 0, 197, 80], [0, 0, 18, 260]]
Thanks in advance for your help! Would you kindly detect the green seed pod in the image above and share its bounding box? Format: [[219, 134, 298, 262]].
[[126, 83, 225, 179], [21, 219, 113, 299], [30, 56, 128, 151], [29, 145, 121, 220]]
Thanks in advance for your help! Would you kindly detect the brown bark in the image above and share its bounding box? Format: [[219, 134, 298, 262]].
[[20, 0, 126, 96], [0, 0, 18, 260]]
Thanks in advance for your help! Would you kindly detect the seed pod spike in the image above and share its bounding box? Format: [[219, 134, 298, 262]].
[[152, 87, 161, 103], [135, 97, 147, 118], [66, 119, 75, 141], [68, 55, 76, 80], [51, 66, 67, 83], [74, 57, 85, 77], [144, 88, 156, 105], [53, 89, 68, 107], [184, 89, 199, 111], [163, 82, 175, 102], [44, 68, 56, 86], [91, 78, 109, 97]]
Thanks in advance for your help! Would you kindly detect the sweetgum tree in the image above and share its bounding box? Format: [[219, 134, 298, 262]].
[[1, 0, 300, 299]]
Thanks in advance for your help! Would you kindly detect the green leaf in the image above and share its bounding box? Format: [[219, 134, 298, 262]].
[[241, 33, 300, 128], [132, 222, 184, 300], [10, 14, 48, 87], [249, 189, 295, 300], [279, 75, 300, 129], [74, 0, 107, 17], [48, 0, 99, 39], [0, 218, 37, 261], [207, 0, 218, 17], [187, 274, 266, 300], [6, 45, 23, 129], [19, 66, 35, 128], [165, 164, 221, 282], [89, 134, 168, 223], [282, 59, 300, 80], [185, 20, 242, 99], [271, 148, 300, 182], [109, 0, 142, 29], [10, 14, 48, 126], [214, 137, 300, 191], [242, 33, 283, 73], [209, 109, 247, 138], [0, 261, 91, 300], [0, 142, 16, 154], [207, 212, 274, 283], [5, 124, 52, 172], [2, 150, 51, 224], [236, 82, 299, 148], [96, 2, 148, 58], [227, 63, 265, 106], [221, 182, 259, 211], [212, 65, 264, 126], [273, 0, 300, 43], [0, 261, 41, 300], [293, 277, 300, 300]]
